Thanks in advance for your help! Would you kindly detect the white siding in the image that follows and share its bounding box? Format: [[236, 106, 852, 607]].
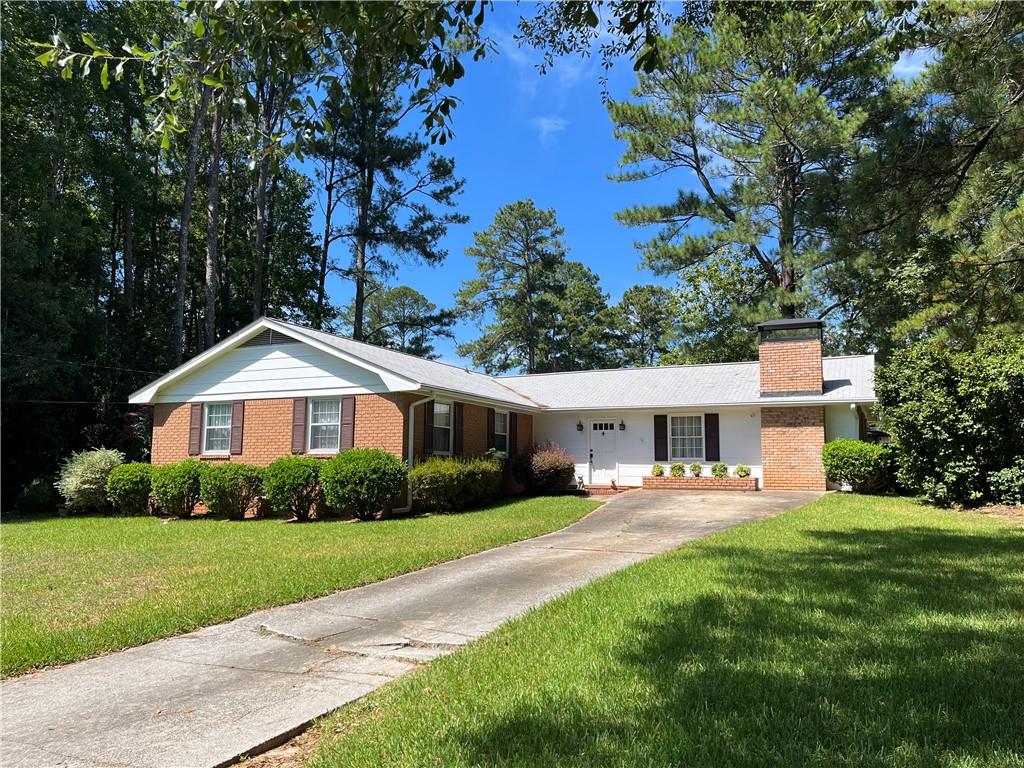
[[155, 342, 392, 403], [533, 407, 764, 486], [825, 403, 860, 442]]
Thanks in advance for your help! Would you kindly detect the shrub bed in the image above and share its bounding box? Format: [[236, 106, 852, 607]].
[[263, 456, 322, 521], [988, 458, 1024, 506], [321, 449, 408, 521], [105, 463, 153, 516], [512, 443, 576, 494], [822, 438, 892, 493], [410, 456, 502, 513], [151, 459, 203, 518], [199, 463, 263, 520], [55, 448, 124, 513]]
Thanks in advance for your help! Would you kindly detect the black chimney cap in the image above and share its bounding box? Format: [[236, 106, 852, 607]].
[[756, 318, 823, 344], [755, 318, 823, 331]]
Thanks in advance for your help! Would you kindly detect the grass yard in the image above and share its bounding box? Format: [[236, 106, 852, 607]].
[[310, 494, 1024, 768], [0, 496, 599, 677]]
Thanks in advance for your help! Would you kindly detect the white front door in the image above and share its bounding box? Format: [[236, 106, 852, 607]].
[[589, 420, 618, 484]]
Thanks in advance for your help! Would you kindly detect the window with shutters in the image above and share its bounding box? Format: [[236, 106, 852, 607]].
[[670, 415, 704, 460], [432, 402, 452, 455], [493, 411, 509, 453], [308, 398, 341, 453], [203, 403, 232, 454]]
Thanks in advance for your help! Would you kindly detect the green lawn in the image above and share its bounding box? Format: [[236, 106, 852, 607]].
[[0, 496, 599, 676], [310, 495, 1024, 768]]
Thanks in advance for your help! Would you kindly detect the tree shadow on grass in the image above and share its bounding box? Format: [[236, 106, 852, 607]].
[[448, 525, 1024, 767]]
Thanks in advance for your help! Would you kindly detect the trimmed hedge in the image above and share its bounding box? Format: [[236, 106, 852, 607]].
[[689, 462, 702, 477], [55, 448, 125, 512], [409, 455, 502, 513], [105, 463, 153, 516], [199, 463, 263, 520], [711, 462, 729, 478], [151, 459, 203, 517], [263, 456, 322, 521], [735, 464, 751, 478], [512, 443, 576, 494], [822, 438, 892, 494], [321, 449, 408, 521], [669, 462, 685, 477], [650, 463, 665, 477]]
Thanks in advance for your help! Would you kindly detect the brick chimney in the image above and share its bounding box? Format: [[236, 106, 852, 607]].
[[756, 319, 824, 395]]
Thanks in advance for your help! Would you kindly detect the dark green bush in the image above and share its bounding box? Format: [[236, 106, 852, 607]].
[[669, 462, 685, 477], [105, 463, 153, 516], [13, 477, 59, 516], [876, 330, 1024, 506], [321, 449, 408, 521], [650, 463, 664, 477], [263, 456, 322, 521], [55, 448, 125, 512], [689, 462, 702, 477], [199, 463, 263, 520], [711, 462, 729, 478], [822, 439, 892, 493], [735, 464, 751, 478], [512, 443, 576, 494], [988, 458, 1024, 506], [410, 455, 502, 513], [151, 459, 203, 517]]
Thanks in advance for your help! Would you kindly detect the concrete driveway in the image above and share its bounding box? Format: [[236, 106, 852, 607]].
[[1, 489, 819, 768]]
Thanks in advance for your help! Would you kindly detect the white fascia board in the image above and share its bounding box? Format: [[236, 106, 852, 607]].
[[422, 386, 545, 414], [537, 397, 876, 412]]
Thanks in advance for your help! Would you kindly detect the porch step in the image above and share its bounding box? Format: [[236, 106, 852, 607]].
[[584, 484, 640, 497]]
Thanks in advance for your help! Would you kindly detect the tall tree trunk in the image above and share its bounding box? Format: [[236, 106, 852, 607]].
[[316, 182, 335, 330], [352, 167, 375, 341], [251, 79, 276, 320], [122, 110, 135, 311], [174, 85, 212, 363], [776, 148, 798, 319], [204, 95, 224, 349]]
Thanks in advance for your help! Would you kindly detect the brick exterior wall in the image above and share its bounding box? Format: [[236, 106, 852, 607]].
[[410, 401, 533, 463], [352, 393, 418, 459], [642, 476, 758, 491], [759, 339, 823, 394], [760, 406, 826, 490]]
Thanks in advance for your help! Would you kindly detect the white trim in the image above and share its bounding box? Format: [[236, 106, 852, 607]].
[[430, 399, 453, 456], [669, 413, 705, 462], [307, 397, 342, 455], [202, 402, 232, 455], [493, 410, 509, 454]]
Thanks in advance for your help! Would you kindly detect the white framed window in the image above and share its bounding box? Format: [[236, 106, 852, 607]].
[[493, 411, 509, 453], [203, 402, 232, 454], [670, 415, 704, 461], [432, 402, 452, 454], [309, 398, 341, 453]]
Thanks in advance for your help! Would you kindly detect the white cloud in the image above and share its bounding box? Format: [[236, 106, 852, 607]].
[[893, 48, 935, 80], [532, 116, 568, 145]]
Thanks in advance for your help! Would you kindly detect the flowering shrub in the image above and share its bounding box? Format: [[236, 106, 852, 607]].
[[512, 443, 576, 494]]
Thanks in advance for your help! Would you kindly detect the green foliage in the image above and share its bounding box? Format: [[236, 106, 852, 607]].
[[105, 463, 153, 516], [320, 450, 408, 521], [409, 456, 503, 514], [650, 463, 665, 477], [262, 456, 323, 521], [199, 463, 263, 520], [734, 464, 751, 478], [607, 285, 677, 367], [150, 459, 203, 518], [689, 462, 702, 477], [13, 477, 59, 516], [821, 439, 891, 494], [877, 330, 1024, 506], [512, 443, 577, 494], [55, 449, 125, 512], [711, 463, 729, 479], [355, 286, 454, 359], [669, 463, 685, 477], [988, 459, 1024, 507]]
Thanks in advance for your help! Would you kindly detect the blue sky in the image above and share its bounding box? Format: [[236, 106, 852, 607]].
[[314, 3, 683, 366]]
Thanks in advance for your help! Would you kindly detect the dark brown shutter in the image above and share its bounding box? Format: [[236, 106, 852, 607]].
[[508, 412, 519, 456], [653, 415, 668, 462], [341, 396, 355, 450], [453, 402, 464, 456], [486, 408, 496, 451], [229, 401, 245, 455], [704, 413, 720, 462], [291, 398, 307, 454], [423, 400, 434, 455], [188, 403, 203, 455]]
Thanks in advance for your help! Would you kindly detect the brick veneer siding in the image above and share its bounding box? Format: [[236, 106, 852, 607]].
[[759, 339, 823, 394], [642, 476, 758, 491], [760, 406, 826, 490], [411, 402, 533, 463]]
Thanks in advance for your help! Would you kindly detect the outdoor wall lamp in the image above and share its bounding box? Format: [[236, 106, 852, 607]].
[[576, 420, 584, 431], [618, 420, 626, 431]]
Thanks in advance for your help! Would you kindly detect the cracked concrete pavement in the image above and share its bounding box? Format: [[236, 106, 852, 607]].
[[1, 489, 820, 768]]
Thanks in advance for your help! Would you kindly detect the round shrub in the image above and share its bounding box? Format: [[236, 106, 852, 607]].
[[650, 463, 664, 477], [669, 463, 685, 477], [263, 456, 323, 521], [735, 464, 751, 478], [512, 443, 576, 494], [822, 438, 892, 494], [151, 459, 203, 517], [55, 448, 125, 512], [988, 458, 1024, 506], [199, 463, 263, 520], [410, 456, 502, 513], [711, 462, 729, 478], [14, 477, 59, 516], [105, 463, 153, 516], [689, 462, 702, 477], [321, 449, 407, 521]]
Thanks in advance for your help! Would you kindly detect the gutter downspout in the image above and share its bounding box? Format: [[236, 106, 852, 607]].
[[391, 394, 433, 515]]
